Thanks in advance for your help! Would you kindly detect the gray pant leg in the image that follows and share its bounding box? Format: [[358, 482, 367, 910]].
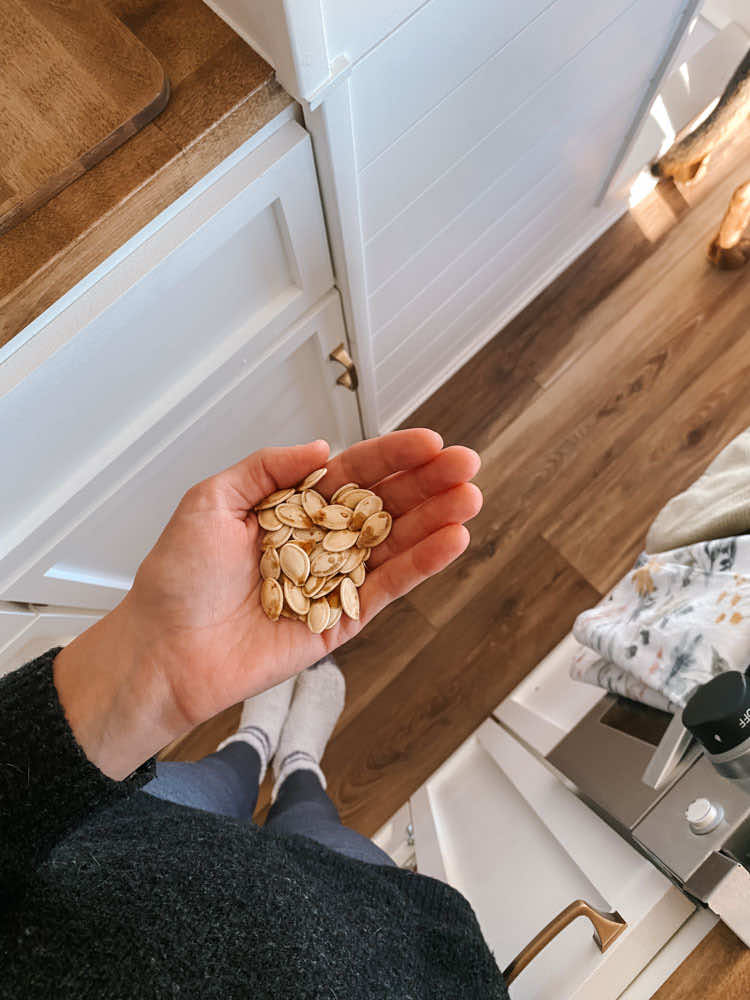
[[142, 742, 262, 820], [265, 769, 395, 867]]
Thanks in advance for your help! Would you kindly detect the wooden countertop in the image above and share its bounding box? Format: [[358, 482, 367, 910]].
[[0, 0, 293, 349]]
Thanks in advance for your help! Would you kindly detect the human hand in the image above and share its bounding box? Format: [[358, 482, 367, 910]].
[[54, 430, 482, 778]]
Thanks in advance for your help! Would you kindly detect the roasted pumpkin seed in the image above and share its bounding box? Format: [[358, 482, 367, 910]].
[[338, 488, 374, 510], [293, 525, 324, 542], [317, 574, 344, 597], [261, 578, 283, 620], [302, 489, 326, 519], [255, 488, 295, 510], [322, 529, 359, 552], [351, 494, 383, 529], [303, 575, 324, 597], [310, 549, 348, 577], [298, 467, 328, 491], [339, 546, 367, 574], [283, 578, 310, 616], [279, 542, 310, 586], [260, 547, 281, 580], [357, 511, 392, 549], [331, 482, 358, 502], [307, 598, 330, 634], [339, 577, 360, 620], [261, 524, 293, 549], [313, 504, 354, 530], [276, 503, 313, 529], [258, 507, 283, 531], [325, 605, 342, 630]]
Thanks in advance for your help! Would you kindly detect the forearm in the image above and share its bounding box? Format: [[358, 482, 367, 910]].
[[53, 596, 182, 780], [0, 642, 157, 903]]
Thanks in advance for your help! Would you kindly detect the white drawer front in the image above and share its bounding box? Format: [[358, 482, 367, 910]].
[[0, 605, 37, 658], [411, 720, 694, 999], [0, 120, 332, 572], [1, 291, 360, 609], [0, 606, 103, 680]]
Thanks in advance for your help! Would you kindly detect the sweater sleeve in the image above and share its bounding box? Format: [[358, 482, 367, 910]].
[[0, 648, 155, 905]]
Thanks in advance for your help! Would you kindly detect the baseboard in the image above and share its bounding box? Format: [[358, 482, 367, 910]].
[[380, 201, 628, 433]]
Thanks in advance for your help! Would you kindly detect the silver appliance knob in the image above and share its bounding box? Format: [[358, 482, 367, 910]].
[[685, 798, 724, 835]]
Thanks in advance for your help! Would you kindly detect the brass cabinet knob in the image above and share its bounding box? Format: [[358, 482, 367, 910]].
[[502, 899, 627, 987], [329, 343, 358, 391]]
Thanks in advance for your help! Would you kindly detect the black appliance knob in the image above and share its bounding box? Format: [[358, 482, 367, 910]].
[[682, 669, 750, 756]]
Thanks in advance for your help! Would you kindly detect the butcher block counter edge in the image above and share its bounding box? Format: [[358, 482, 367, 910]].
[[0, 0, 294, 353]]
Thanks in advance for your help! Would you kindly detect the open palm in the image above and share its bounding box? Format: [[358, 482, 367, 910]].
[[126, 430, 481, 736]]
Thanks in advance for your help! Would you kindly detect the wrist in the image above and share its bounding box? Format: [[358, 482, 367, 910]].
[[53, 597, 179, 780]]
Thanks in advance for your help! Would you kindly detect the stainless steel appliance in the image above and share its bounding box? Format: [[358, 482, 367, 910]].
[[547, 677, 750, 945]]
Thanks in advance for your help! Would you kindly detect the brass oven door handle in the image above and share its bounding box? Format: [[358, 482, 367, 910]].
[[502, 899, 627, 987], [329, 343, 359, 391]]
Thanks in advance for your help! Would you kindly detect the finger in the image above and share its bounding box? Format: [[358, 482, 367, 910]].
[[196, 440, 330, 513], [367, 483, 482, 568], [320, 523, 469, 648], [372, 446, 481, 517], [358, 524, 470, 628], [318, 429, 442, 497]]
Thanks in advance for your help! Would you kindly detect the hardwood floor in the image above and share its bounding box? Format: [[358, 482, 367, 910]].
[[163, 125, 750, 987]]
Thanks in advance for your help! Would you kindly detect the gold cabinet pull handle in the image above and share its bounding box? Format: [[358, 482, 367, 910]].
[[329, 343, 358, 392], [502, 899, 626, 987]]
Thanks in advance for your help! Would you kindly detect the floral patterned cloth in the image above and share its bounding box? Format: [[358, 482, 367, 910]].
[[570, 644, 679, 713], [570, 536, 750, 707]]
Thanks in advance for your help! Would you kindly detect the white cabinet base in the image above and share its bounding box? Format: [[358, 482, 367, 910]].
[[375, 633, 722, 997], [2, 291, 360, 610], [0, 604, 103, 680]]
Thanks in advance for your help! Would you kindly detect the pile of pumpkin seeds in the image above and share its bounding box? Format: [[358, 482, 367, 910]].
[[255, 467, 392, 633]]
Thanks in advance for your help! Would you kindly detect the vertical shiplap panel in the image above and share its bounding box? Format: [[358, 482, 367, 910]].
[[377, 194, 623, 427], [365, 0, 686, 339], [350, 0, 555, 168], [357, 0, 640, 239]]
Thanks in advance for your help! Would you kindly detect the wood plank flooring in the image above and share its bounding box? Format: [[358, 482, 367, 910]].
[[164, 124, 750, 988]]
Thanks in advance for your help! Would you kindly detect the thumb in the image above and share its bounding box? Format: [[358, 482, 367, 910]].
[[210, 440, 331, 513]]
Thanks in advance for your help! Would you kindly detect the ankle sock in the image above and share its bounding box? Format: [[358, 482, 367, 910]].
[[217, 675, 295, 784], [272, 656, 345, 802]]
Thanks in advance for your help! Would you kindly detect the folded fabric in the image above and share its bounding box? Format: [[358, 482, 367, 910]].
[[647, 426, 750, 553], [572, 536, 750, 707], [569, 643, 678, 713]]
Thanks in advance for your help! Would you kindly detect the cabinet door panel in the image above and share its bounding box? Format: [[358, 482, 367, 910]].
[[0, 605, 37, 657], [0, 121, 332, 566], [0, 607, 102, 680], [2, 292, 360, 609]]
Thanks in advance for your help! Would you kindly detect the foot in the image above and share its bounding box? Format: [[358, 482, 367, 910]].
[[217, 675, 296, 783], [272, 656, 346, 801]]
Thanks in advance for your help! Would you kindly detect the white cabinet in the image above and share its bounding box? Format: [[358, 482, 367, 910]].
[[396, 636, 720, 997], [410, 720, 694, 999], [0, 604, 37, 654], [0, 605, 103, 680], [0, 119, 332, 567], [1, 290, 358, 609], [204, 0, 699, 432], [0, 108, 365, 611]]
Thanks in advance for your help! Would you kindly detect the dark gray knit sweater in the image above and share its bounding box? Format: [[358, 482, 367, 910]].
[[0, 650, 508, 999]]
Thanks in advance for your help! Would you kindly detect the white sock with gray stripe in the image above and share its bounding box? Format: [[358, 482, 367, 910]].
[[217, 675, 296, 785], [272, 657, 345, 802]]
